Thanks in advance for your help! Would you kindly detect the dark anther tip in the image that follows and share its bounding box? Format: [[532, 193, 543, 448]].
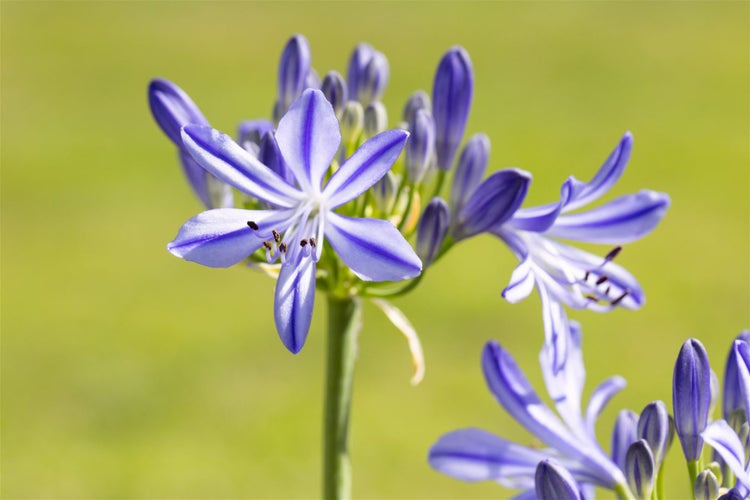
[[272, 230, 281, 242], [584, 271, 590, 281], [300, 238, 309, 247], [263, 240, 272, 250], [247, 221, 259, 230], [610, 289, 630, 306], [596, 275, 609, 285], [585, 294, 599, 302], [279, 242, 288, 252], [605, 246, 623, 262], [309, 237, 317, 247]]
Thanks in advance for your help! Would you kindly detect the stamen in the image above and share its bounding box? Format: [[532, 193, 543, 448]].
[[272, 230, 281, 243], [596, 275, 609, 285], [610, 289, 630, 306], [300, 238, 309, 247], [604, 246, 623, 262], [309, 237, 317, 248], [605, 285, 611, 296], [583, 271, 590, 282], [263, 241, 273, 250], [279, 242, 288, 253], [585, 294, 599, 302], [247, 221, 259, 230]]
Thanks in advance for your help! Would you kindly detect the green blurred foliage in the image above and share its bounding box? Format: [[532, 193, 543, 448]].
[[1, 1, 747, 498]]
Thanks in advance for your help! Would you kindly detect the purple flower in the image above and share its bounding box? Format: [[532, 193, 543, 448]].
[[497, 132, 670, 313], [429, 305, 629, 494], [673, 338, 712, 462], [167, 89, 421, 353]]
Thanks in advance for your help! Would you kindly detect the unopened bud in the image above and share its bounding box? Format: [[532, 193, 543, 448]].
[[416, 198, 449, 267], [321, 71, 348, 117], [364, 102, 388, 138]]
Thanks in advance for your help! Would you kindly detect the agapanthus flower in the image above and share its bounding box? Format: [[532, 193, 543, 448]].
[[429, 304, 630, 496], [167, 89, 421, 353], [495, 132, 670, 314]]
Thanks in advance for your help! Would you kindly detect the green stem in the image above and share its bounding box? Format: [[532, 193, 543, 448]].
[[687, 459, 700, 500], [323, 295, 362, 500], [614, 481, 637, 500]]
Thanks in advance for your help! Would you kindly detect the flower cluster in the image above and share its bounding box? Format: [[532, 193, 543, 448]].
[[150, 34, 669, 363]]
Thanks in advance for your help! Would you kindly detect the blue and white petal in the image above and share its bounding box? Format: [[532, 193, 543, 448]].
[[702, 419, 750, 491], [274, 255, 317, 354], [148, 78, 208, 145]]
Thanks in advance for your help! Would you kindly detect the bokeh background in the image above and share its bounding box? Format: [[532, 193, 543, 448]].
[[2, 1, 748, 498]]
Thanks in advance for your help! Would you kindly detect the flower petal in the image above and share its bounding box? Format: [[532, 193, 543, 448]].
[[562, 132, 633, 212], [323, 129, 408, 208], [274, 256, 316, 354], [179, 149, 213, 208], [324, 212, 422, 282], [148, 78, 207, 145], [453, 169, 531, 240], [584, 376, 627, 437], [502, 257, 535, 303], [181, 125, 301, 207], [702, 420, 750, 490], [370, 298, 425, 385], [275, 88, 341, 193], [545, 190, 670, 244], [508, 178, 575, 233], [429, 428, 544, 485], [167, 209, 291, 267], [611, 409, 639, 471]]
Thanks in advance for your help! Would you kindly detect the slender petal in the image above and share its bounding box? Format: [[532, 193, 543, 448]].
[[509, 179, 575, 233], [429, 428, 546, 485], [258, 131, 294, 185], [179, 149, 213, 208], [167, 209, 291, 267], [449, 133, 491, 215], [673, 338, 712, 462], [370, 298, 424, 385], [535, 460, 582, 500], [274, 255, 316, 354], [148, 78, 208, 145], [454, 169, 531, 240], [546, 190, 670, 244], [584, 376, 627, 437], [502, 256, 535, 303], [325, 212, 422, 282], [181, 125, 301, 207], [562, 132, 633, 212], [702, 420, 750, 490], [611, 409, 639, 471], [416, 197, 450, 267], [275, 89, 341, 193], [323, 129, 409, 208]]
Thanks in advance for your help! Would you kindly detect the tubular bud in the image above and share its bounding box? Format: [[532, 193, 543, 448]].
[[673, 338, 712, 462], [276, 34, 312, 116], [402, 89, 431, 124], [625, 439, 655, 500], [405, 109, 436, 184], [416, 198, 450, 267], [364, 102, 388, 138], [449, 133, 490, 214], [321, 71, 348, 118]]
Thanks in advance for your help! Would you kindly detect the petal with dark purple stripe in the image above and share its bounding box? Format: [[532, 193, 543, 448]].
[[702, 420, 749, 490], [148, 78, 208, 145], [182, 125, 301, 208], [275, 89, 341, 193], [274, 255, 316, 354], [673, 338, 712, 461], [324, 212, 422, 282], [323, 129, 408, 208]]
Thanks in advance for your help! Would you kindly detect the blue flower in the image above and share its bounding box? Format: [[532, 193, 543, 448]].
[[167, 89, 422, 353], [429, 305, 629, 495], [496, 132, 670, 312]]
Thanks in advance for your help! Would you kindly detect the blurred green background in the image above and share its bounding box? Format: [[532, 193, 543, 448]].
[[2, 1, 748, 498]]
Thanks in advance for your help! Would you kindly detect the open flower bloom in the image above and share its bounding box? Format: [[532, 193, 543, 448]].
[[168, 89, 422, 353], [429, 305, 629, 496], [496, 132, 670, 313]]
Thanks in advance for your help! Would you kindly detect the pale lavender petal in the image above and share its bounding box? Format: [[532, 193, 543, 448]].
[[584, 376, 627, 436], [702, 420, 750, 490], [323, 129, 408, 208], [546, 190, 670, 244], [453, 169, 531, 240], [502, 257, 535, 303], [509, 177, 576, 233], [449, 133, 491, 215], [179, 149, 213, 208], [274, 256, 316, 354], [167, 209, 291, 267], [563, 132, 633, 212], [181, 125, 301, 207], [276, 89, 341, 193], [611, 409, 639, 471], [258, 131, 294, 185], [148, 78, 208, 145], [428, 428, 545, 484], [324, 212, 422, 282]]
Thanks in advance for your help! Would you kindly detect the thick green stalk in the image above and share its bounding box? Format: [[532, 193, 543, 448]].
[[323, 295, 362, 500]]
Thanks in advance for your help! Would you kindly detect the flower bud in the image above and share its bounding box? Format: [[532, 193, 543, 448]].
[[148, 78, 208, 145], [694, 469, 720, 500], [258, 131, 293, 185], [372, 171, 397, 214], [673, 338, 712, 462], [452, 168, 530, 241], [405, 109, 436, 184], [612, 409, 639, 471], [364, 102, 388, 138], [321, 71, 348, 118], [237, 119, 274, 155], [637, 400, 672, 467], [432, 46, 473, 170], [723, 332, 750, 421], [402, 90, 431, 124], [625, 439, 655, 500], [449, 133, 490, 214], [347, 43, 388, 105], [276, 34, 312, 115], [534, 459, 582, 500], [340, 101, 364, 146], [416, 198, 449, 267]]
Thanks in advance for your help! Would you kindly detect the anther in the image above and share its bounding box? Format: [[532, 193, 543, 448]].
[[610, 289, 630, 306], [263, 241, 272, 250], [583, 271, 590, 282], [604, 246, 623, 262], [596, 275, 609, 285], [247, 221, 259, 230], [272, 230, 281, 243], [279, 242, 288, 253], [585, 294, 599, 302], [300, 238, 309, 247], [309, 237, 317, 248], [605, 285, 611, 296]]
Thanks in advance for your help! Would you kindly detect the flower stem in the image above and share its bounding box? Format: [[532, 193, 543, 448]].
[[323, 295, 362, 500]]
